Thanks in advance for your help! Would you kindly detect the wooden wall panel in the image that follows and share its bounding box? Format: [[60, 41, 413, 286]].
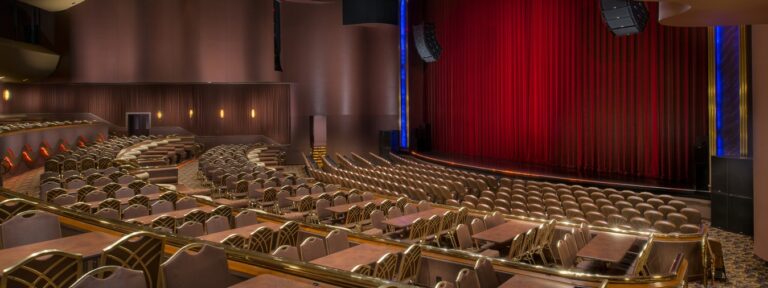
[[0, 83, 291, 143]]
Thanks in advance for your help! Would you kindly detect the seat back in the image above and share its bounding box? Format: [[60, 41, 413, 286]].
[[1, 210, 61, 248], [177, 221, 204, 237], [205, 215, 230, 234], [272, 245, 299, 260], [235, 210, 260, 227], [160, 244, 230, 288], [299, 236, 327, 261], [248, 227, 274, 253], [398, 245, 422, 282], [325, 229, 349, 254], [275, 221, 299, 248], [150, 200, 174, 215], [100, 232, 164, 288], [455, 268, 480, 288], [473, 257, 498, 288], [373, 252, 398, 280], [71, 266, 146, 288], [174, 197, 197, 210], [2, 250, 82, 288], [95, 208, 121, 220]]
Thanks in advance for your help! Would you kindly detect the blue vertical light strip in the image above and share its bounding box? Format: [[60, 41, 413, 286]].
[[399, 0, 408, 149], [714, 26, 724, 156]]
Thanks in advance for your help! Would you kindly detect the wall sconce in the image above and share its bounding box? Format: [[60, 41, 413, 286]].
[[2, 89, 10, 101], [156, 111, 163, 120], [188, 109, 194, 118], [250, 109, 256, 118], [219, 109, 225, 119]]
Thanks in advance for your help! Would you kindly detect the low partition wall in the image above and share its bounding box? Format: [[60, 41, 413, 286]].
[[0, 122, 108, 175]]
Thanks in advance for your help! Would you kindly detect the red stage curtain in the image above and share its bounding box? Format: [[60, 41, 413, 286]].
[[410, 0, 708, 182]]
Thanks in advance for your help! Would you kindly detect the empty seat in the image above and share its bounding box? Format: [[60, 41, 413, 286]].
[[299, 236, 327, 261], [161, 244, 231, 288], [0, 210, 61, 248], [667, 212, 688, 228], [150, 200, 174, 215], [205, 215, 230, 234], [653, 220, 676, 233], [272, 245, 300, 260], [455, 268, 480, 288], [680, 208, 702, 225], [122, 204, 149, 219], [235, 210, 260, 227], [177, 221, 204, 237], [325, 229, 349, 254], [71, 266, 146, 288]]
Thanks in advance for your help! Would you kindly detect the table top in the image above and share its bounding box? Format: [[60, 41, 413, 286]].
[[576, 233, 637, 263], [382, 208, 449, 229], [175, 184, 211, 196], [325, 199, 386, 214], [198, 222, 282, 243], [310, 244, 403, 271], [131, 206, 215, 224], [499, 274, 575, 288], [229, 274, 330, 288], [0, 232, 120, 276], [471, 220, 540, 244]]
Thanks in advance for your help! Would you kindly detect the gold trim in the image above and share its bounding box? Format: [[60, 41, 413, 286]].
[[739, 25, 749, 157], [0, 189, 700, 286], [707, 27, 717, 191]]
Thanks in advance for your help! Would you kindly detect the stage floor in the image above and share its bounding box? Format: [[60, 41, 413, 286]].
[[409, 151, 705, 196]]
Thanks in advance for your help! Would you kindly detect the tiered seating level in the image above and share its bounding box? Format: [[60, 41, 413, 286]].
[[0, 143, 710, 288], [317, 152, 703, 234], [0, 120, 97, 133], [246, 145, 286, 167], [115, 136, 200, 167], [198, 144, 291, 199]]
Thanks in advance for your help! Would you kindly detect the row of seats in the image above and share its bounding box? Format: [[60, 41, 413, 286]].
[[0, 205, 236, 288], [115, 136, 200, 166], [246, 144, 286, 166], [319, 153, 703, 234], [0, 120, 97, 133]]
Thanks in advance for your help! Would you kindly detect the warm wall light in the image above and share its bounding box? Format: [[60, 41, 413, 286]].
[[2, 89, 10, 101], [250, 109, 256, 118], [188, 109, 194, 118], [219, 109, 225, 119], [156, 111, 163, 120]]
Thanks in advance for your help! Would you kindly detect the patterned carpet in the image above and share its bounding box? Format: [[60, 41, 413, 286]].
[[700, 227, 768, 287], [4, 163, 768, 287], [3, 168, 43, 197]]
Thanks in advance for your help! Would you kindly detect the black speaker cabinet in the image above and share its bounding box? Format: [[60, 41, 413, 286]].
[[413, 23, 441, 62], [600, 0, 649, 36], [342, 0, 398, 25], [379, 130, 400, 155], [711, 156, 753, 235]]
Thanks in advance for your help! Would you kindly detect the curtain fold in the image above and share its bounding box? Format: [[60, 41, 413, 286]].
[[413, 0, 708, 182]]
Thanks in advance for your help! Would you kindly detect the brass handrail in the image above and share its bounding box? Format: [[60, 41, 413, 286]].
[[0, 190, 408, 288]]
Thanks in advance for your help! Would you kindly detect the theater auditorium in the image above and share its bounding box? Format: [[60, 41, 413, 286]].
[[0, 0, 767, 287]]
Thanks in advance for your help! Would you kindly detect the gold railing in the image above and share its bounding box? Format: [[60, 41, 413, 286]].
[[0, 190, 407, 288], [1, 184, 700, 287]]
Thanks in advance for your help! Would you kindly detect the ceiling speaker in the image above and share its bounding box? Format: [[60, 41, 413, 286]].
[[601, 0, 649, 36], [413, 23, 441, 63]]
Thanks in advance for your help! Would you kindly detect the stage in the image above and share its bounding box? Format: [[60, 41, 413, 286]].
[[409, 151, 707, 197]]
